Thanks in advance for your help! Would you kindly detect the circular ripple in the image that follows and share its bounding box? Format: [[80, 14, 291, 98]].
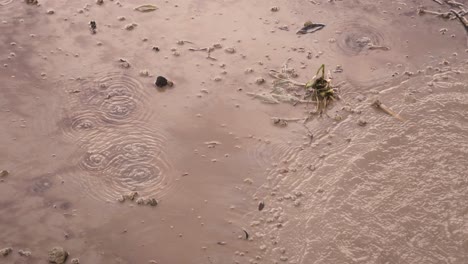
[[70, 126, 174, 202], [0, 0, 13, 6], [59, 110, 101, 140], [70, 72, 152, 125], [335, 23, 387, 56]]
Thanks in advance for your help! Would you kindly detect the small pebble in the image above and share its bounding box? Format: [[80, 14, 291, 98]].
[[18, 250, 32, 257], [255, 77, 265, 85], [224, 47, 236, 54], [124, 23, 137, 30]]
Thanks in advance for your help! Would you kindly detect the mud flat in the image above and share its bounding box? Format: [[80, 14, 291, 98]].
[[1, 0, 467, 263]]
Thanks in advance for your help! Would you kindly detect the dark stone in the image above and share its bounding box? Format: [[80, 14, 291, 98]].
[[155, 76, 168, 87]]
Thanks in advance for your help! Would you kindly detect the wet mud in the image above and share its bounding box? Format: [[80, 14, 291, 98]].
[[1, 0, 468, 263]]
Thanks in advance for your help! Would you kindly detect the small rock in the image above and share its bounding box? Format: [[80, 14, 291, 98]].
[[152, 46, 160, 52], [139, 70, 150, 77], [136, 198, 145, 205], [357, 119, 367, 126], [118, 58, 130, 68], [71, 258, 80, 264], [224, 47, 236, 54], [0, 247, 12, 257], [146, 198, 158, 206], [123, 191, 138, 201], [18, 250, 32, 257], [213, 43, 222, 49], [124, 23, 138, 30], [271, 6, 279, 12], [96, 0, 103, 5], [118, 16, 126, 21], [0, 170, 9, 178], [258, 201, 265, 211], [25, 0, 38, 5], [217, 241, 227, 245], [46, 9, 55, 15], [255, 77, 265, 85], [48, 247, 68, 264], [155, 76, 171, 88]]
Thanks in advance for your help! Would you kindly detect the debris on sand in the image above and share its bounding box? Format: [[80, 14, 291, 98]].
[[450, 9, 468, 34], [205, 141, 222, 148], [417, 8, 453, 19], [89, 21, 97, 34], [155, 76, 174, 88], [124, 23, 138, 30], [118, 58, 130, 68], [71, 258, 80, 264], [247, 92, 279, 104], [177, 40, 194, 45], [242, 229, 249, 240], [25, 0, 38, 5], [46, 9, 55, 15], [255, 77, 265, 85], [304, 64, 338, 115], [18, 250, 32, 257], [271, 6, 280, 12], [217, 241, 227, 245], [446, 1, 464, 8], [0, 170, 8, 178], [297, 21, 325, 34], [258, 201, 265, 211], [371, 99, 406, 121], [271, 117, 304, 127], [139, 69, 150, 77], [134, 4, 158, 12], [357, 118, 368, 126], [96, 0, 104, 5], [118, 191, 139, 202], [48, 247, 68, 264], [146, 198, 158, 206], [0, 247, 12, 257], [119, 192, 158, 207], [224, 47, 236, 54]]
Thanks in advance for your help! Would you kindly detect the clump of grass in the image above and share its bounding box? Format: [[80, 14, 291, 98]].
[[305, 64, 337, 115]]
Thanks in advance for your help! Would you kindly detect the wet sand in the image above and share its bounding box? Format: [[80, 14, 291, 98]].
[[1, 0, 468, 263]]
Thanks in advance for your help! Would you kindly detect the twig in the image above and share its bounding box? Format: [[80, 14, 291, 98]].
[[269, 70, 306, 86], [451, 9, 468, 32], [418, 8, 454, 19], [432, 0, 443, 5], [446, 0, 464, 8], [372, 100, 405, 121]]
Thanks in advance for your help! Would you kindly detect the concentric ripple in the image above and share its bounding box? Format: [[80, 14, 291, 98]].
[[335, 22, 388, 56], [59, 110, 101, 140], [0, 0, 13, 6], [70, 126, 174, 202], [70, 72, 152, 125]]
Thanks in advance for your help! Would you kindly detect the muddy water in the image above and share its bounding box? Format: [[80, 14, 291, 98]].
[[1, 0, 467, 263]]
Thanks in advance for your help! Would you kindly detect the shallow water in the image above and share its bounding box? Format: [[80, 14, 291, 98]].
[[1, 0, 467, 263]]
